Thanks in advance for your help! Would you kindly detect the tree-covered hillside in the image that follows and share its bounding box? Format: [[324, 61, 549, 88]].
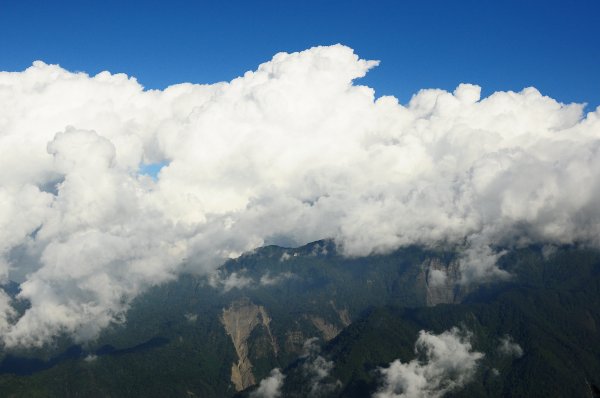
[[1, 243, 599, 397]]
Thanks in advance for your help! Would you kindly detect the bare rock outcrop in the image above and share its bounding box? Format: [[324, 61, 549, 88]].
[[330, 300, 351, 327], [309, 316, 341, 341], [221, 298, 278, 391], [422, 258, 465, 306]]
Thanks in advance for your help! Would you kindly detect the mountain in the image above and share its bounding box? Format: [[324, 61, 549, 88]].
[[279, 251, 600, 397], [0, 242, 599, 397]]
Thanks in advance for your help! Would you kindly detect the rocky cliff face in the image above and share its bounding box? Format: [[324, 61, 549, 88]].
[[221, 299, 278, 391], [422, 258, 465, 306], [308, 316, 340, 341], [330, 300, 351, 327], [307, 301, 352, 342]]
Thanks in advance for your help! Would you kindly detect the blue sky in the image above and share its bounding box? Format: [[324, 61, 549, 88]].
[[2, 0, 599, 108]]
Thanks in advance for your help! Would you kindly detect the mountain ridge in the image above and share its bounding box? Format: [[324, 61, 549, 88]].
[[0, 241, 599, 397]]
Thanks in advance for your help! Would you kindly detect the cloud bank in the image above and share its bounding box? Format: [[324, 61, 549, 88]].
[[374, 328, 483, 398], [1, 44, 599, 346]]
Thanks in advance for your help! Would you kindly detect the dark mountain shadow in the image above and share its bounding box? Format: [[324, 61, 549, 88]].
[[0, 336, 169, 376]]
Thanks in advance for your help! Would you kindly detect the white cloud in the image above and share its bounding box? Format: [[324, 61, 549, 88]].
[[0, 44, 599, 346], [427, 269, 447, 287], [259, 272, 295, 286], [374, 328, 483, 398], [497, 335, 523, 358], [208, 271, 253, 292], [279, 252, 291, 262], [184, 313, 198, 322], [251, 368, 285, 398], [301, 337, 340, 396], [207, 270, 294, 291], [84, 354, 98, 362], [0, 290, 16, 335]]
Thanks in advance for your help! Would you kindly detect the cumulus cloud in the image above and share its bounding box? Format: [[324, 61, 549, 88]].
[[251, 368, 285, 398], [0, 44, 599, 346], [497, 335, 523, 358], [374, 328, 483, 398]]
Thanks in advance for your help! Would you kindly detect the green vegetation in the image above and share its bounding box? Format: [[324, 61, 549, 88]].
[[1, 242, 599, 397]]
